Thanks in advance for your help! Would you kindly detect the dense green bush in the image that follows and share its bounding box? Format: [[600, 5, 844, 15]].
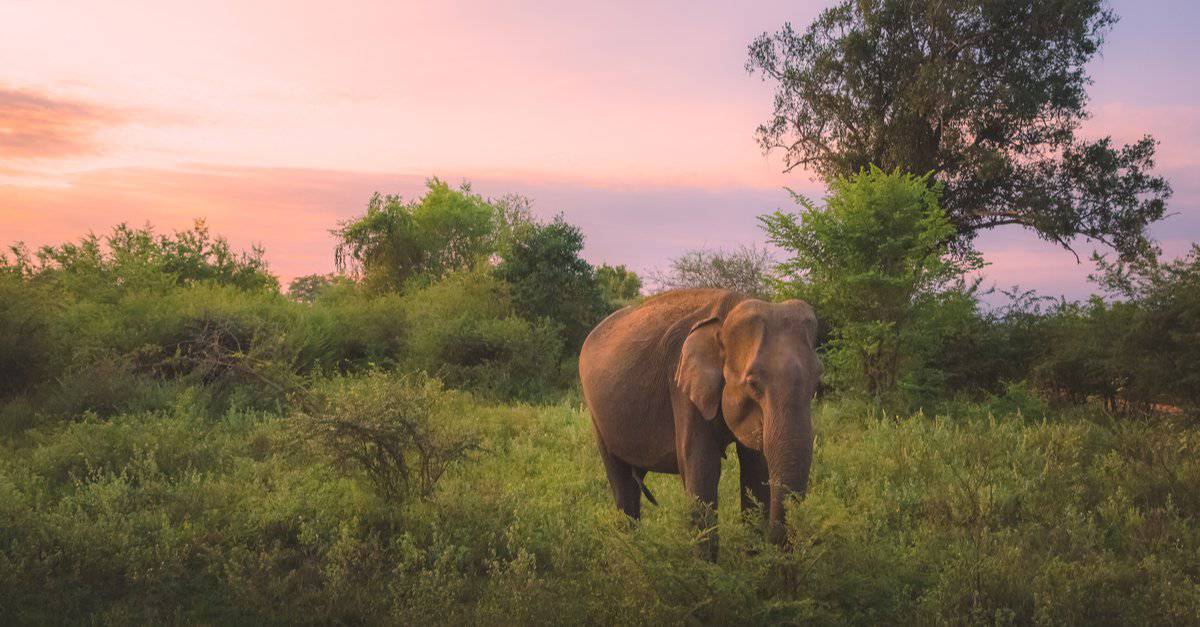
[[0, 272, 60, 399], [494, 216, 608, 351], [595, 263, 643, 307], [301, 281, 407, 371], [1092, 245, 1200, 412], [333, 179, 498, 292], [763, 167, 984, 403], [400, 269, 566, 401]]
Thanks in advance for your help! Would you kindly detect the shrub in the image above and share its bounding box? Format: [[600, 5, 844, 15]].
[[763, 167, 984, 402], [333, 179, 497, 292], [298, 371, 479, 499], [301, 281, 407, 371], [0, 272, 61, 399], [595, 263, 643, 308], [1093, 245, 1200, 413], [401, 269, 565, 400], [23, 221, 276, 299]]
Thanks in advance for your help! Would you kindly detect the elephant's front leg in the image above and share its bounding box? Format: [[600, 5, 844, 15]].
[[678, 430, 723, 562], [736, 443, 770, 518]]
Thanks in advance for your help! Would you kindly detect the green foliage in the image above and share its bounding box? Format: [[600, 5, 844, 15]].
[[763, 167, 983, 400], [301, 281, 408, 371], [299, 371, 479, 499], [0, 272, 59, 399], [332, 182, 602, 360], [287, 272, 349, 303], [1092, 245, 1200, 412], [2, 211, 1199, 623], [748, 0, 1171, 259], [650, 245, 776, 298], [595, 263, 642, 307], [400, 269, 566, 401], [333, 179, 496, 291], [2, 397, 1198, 624], [22, 220, 277, 296], [1030, 297, 1133, 408], [494, 216, 607, 350]]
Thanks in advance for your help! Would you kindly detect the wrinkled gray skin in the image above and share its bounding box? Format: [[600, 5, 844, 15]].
[[579, 289, 821, 559]]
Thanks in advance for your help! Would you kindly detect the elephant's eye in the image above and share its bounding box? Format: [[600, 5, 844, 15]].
[[744, 376, 764, 397]]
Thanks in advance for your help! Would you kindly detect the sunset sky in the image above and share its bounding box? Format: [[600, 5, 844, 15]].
[[2, 0, 1197, 300]]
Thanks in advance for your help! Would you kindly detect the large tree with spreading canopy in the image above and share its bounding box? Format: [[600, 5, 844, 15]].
[[747, 0, 1171, 259]]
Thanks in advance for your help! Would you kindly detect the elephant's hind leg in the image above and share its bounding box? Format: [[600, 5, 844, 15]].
[[597, 441, 642, 520]]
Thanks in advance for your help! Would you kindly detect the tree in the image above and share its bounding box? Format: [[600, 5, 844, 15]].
[[650, 245, 776, 298], [287, 273, 351, 303], [333, 179, 496, 291], [747, 0, 1171, 259], [1089, 245, 1200, 412], [493, 216, 606, 351], [761, 167, 983, 398], [595, 263, 642, 307]]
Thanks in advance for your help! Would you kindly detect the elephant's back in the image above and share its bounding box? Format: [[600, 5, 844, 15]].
[[580, 288, 739, 381]]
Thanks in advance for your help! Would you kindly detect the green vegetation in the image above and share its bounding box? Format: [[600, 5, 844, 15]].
[[3, 390, 1198, 623], [3, 175, 1197, 623], [764, 168, 984, 400], [595, 263, 643, 307], [748, 0, 1171, 259]]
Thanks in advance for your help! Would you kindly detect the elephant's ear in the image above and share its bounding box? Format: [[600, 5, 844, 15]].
[[675, 316, 724, 421]]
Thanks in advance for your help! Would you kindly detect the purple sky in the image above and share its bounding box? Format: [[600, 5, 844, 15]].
[[1, 0, 1197, 302]]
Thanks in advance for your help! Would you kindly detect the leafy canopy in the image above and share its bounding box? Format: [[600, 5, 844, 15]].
[[494, 216, 607, 351], [594, 263, 642, 306], [747, 0, 1171, 259], [333, 179, 497, 291]]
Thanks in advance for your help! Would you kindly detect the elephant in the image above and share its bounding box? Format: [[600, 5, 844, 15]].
[[579, 288, 821, 559]]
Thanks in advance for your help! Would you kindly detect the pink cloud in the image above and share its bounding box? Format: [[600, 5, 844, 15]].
[[0, 88, 125, 159]]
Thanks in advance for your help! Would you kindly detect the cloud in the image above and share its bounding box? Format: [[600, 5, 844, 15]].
[[0, 88, 126, 159]]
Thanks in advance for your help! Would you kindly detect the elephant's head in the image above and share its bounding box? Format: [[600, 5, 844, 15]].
[[675, 299, 821, 544]]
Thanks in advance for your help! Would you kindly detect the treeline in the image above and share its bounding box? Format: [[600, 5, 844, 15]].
[[4, 171, 1196, 432], [0, 180, 648, 435]]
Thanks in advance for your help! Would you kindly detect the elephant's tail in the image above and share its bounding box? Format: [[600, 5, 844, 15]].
[[632, 469, 658, 506]]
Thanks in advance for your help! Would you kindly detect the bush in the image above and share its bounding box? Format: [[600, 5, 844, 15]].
[[298, 371, 479, 499], [0, 273, 61, 399], [302, 281, 407, 371], [494, 215, 607, 351], [763, 167, 984, 402], [1093, 245, 1200, 413], [333, 179, 497, 292], [401, 269, 565, 401]]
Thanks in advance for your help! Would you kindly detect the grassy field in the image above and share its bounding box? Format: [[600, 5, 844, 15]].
[[2, 384, 1198, 625]]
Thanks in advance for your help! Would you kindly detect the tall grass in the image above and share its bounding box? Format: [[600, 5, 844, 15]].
[[2, 391, 1197, 624]]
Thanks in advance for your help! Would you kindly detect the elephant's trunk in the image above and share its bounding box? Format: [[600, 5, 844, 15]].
[[762, 396, 814, 546]]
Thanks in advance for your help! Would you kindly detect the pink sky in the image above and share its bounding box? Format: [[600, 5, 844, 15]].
[[2, 0, 1197, 301]]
